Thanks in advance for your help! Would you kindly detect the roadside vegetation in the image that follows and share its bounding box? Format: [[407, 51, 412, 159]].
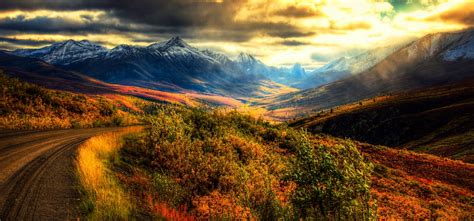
[[114, 105, 374, 219], [0, 73, 141, 129], [75, 127, 143, 220]]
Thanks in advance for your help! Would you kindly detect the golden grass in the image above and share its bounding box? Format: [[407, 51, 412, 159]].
[[76, 126, 143, 220]]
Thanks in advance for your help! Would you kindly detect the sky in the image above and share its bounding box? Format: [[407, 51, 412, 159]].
[[0, 0, 473, 69]]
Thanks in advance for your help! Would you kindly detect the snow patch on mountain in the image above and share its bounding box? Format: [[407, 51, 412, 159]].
[[13, 40, 107, 65], [442, 31, 474, 61], [313, 44, 403, 76]]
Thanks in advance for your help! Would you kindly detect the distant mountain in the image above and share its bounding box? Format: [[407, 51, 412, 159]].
[[295, 44, 405, 89], [264, 29, 474, 113], [13, 40, 107, 65], [0, 51, 244, 106], [11, 37, 295, 99], [235, 52, 307, 86]]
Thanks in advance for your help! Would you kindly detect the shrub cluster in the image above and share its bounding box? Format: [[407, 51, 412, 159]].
[[120, 106, 374, 219]]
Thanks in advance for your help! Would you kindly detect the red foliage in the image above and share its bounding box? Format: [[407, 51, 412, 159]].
[[311, 135, 474, 220]]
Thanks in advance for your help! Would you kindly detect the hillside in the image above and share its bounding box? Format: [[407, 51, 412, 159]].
[[262, 29, 474, 114], [79, 107, 474, 220], [290, 81, 474, 163], [311, 135, 474, 220], [0, 73, 142, 129]]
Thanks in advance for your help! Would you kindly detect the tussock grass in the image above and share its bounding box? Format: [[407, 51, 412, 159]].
[[76, 127, 142, 220]]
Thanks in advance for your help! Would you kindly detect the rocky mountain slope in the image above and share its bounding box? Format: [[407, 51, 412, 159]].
[[264, 29, 474, 113], [296, 44, 405, 89]]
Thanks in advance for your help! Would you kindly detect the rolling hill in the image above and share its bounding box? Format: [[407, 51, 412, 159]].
[[0, 73, 142, 129]]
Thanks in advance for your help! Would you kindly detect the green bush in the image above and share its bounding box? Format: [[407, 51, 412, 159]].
[[288, 130, 374, 219]]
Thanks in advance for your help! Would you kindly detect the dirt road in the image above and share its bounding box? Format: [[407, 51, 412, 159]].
[[0, 127, 121, 220]]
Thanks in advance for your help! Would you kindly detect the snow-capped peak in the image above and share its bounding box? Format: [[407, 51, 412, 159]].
[[54, 39, 105, 51], [11, 39, 106, 65], [147, 36, 194, 51], [105, 44, 144, 59], [236, 52, 259, 65], [200, 49, 233, 65]]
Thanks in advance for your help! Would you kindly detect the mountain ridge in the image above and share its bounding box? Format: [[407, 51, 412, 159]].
[[10, 37, 297, 99], [262, 28, 474, 116]]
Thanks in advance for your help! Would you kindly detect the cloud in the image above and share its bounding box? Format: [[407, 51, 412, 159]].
[[311, 52, 339, 62], [424, 1, 474, 26], [279, 40, 308, 46], [329, 21, 373, 31], [0, 36, 55, 46], [274, 5, 323, 18]]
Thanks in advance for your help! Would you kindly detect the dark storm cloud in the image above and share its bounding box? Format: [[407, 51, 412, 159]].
[[0, 14, 153, 35], [0, 1, 241, 28], [0, 0, 312, 40], [0, 15, 94, 34], [0, 0, 111, 11], [0, 36, 55, 46], [279, 40, 308, 46], [274, 5, 323, 18], [424, 1, 474, 26]]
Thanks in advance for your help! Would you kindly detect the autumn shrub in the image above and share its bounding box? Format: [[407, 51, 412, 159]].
[[118, 106, 374, 219]]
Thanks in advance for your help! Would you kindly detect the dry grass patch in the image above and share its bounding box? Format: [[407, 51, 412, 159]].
[[76, 126, 143, 220]]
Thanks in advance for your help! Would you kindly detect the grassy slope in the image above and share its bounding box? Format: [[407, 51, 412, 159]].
[[290, 81, 474, 162], [311, 135, 474, 220], [0, 73, 143, 129]]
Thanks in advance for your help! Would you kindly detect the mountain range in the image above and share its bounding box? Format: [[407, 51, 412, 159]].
[[263, 28, 474, 116], [8, 36, 399, 96], [10, 37, 300, 99]]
